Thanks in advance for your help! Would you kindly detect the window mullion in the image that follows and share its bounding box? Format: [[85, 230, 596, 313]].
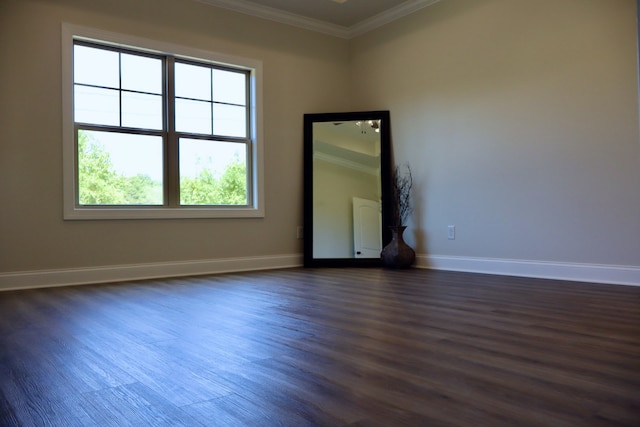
[[118, 52, 123, 127], [166, 56, 179, 207], [210, 68, 214, 137]]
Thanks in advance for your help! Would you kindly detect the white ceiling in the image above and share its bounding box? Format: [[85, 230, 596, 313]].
[[195, 0, 442, 38]]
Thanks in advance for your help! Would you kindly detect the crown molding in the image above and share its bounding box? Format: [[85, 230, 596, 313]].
[[314, 151, 380, 176], [349, 0, 442, 38], [195, 0, 442, 39], [195, 0, 350, 38]]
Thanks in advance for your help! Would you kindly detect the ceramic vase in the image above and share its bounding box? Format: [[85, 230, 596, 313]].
[[380, 226, 415, 269]]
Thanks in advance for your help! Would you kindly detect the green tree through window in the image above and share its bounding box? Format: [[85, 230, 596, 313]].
[[180, 159, 247, 205], [78, 130, 246, 206], [78, 131, 162, 205]]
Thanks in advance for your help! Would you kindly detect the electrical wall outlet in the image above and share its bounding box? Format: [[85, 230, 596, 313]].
[[297, 226, 304, 239], [448, 225, 455, 240]]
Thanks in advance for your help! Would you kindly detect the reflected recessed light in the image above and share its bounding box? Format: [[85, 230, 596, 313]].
[[332, 0, 348, 3]]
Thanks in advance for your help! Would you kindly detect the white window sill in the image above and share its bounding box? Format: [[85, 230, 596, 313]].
[[64, 206, 265, 220]]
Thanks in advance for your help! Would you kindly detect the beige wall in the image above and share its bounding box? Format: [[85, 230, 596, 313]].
[[0, 0, 350, 272], [351, 0, 640, 267], [1, 0, 638, 279]]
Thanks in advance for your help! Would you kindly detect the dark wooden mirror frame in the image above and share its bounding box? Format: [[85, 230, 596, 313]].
[[303, 110, 392, 267]]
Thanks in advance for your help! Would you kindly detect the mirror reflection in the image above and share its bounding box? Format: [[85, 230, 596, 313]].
[[304, 111, 391, 267], [313, 120, 382, 258]]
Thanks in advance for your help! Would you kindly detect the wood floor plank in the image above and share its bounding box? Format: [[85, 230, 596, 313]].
[[1, 268, 639, 426]]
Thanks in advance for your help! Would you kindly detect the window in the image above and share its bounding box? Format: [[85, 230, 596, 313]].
[[62, 24, 263, 219]]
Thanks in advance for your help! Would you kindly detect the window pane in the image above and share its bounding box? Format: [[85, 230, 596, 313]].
[[74, 45, 119, 88], [175, 99, 212, 134], [213, 104, 246, 138], [122, 92, 163, 130], [175, 63, 211, 101], [77, 130, 163, 205], [74, 85, 120, 126], [121, 53, 162, 94], [212, 69, 246, 105], [179, 138, 247, 205]]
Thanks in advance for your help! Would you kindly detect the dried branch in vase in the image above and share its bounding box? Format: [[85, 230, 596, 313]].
[[390, 164, 413, 227]]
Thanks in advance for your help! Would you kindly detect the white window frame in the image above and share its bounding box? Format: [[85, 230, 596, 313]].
[[61, 23, 264, 220]]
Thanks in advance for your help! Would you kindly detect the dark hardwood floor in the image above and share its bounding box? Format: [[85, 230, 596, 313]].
[[0, 268, 639, 426]]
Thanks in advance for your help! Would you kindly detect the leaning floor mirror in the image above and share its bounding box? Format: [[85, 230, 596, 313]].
[[303, 111, 391, 267]]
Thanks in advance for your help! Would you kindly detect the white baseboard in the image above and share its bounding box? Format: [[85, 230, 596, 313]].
[[2, 253, 637, 292], [416, 254, 640, 286], [0, 254, 303, 292]]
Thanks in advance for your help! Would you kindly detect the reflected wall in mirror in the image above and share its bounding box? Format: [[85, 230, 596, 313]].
[[304, 111, 391, 267]]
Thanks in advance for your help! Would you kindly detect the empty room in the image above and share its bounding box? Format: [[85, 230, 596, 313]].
[[1, 0, 639, 425]]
